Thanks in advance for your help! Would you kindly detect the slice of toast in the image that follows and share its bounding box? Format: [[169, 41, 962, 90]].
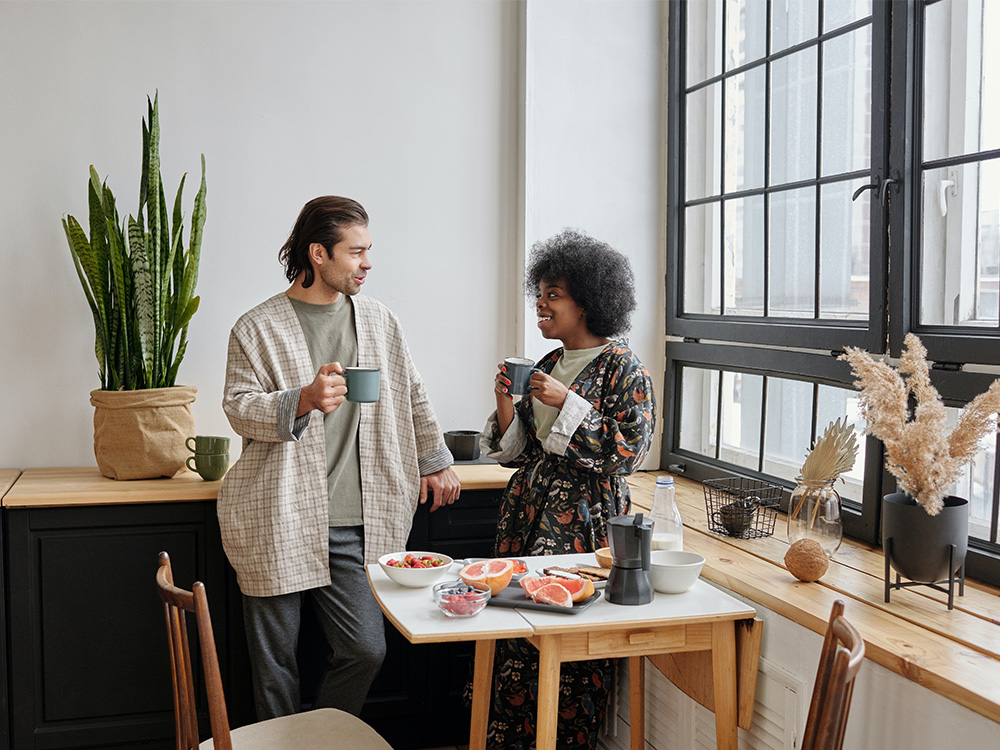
[[543, 565, 609, 582]]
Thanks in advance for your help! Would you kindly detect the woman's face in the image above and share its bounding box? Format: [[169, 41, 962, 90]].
[[535, 279, 588, 341]]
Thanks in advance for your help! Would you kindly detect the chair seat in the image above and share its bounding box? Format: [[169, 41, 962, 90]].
[[199, 708, 393, 750]]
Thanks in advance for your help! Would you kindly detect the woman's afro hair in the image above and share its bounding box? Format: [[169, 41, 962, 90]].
[[525, 229, 636, 338]]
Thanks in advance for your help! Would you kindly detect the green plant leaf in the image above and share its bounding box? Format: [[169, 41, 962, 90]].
[[128, 218, 155, 381], [63, 216, 107, 388]]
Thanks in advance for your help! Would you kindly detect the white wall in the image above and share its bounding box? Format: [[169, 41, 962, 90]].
[[0, 0, 664, 470], [523, 0, 666, 466]]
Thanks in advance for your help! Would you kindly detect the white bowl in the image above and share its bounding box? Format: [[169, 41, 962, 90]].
[[649, 550, 705, 594], [378, 551, 454, 588]]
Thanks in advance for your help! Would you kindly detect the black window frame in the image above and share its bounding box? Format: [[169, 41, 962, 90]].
[[664, 0, 1000, 587]]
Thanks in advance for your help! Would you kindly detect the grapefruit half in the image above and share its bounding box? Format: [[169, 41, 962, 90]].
[[459, 558, 515, 595]]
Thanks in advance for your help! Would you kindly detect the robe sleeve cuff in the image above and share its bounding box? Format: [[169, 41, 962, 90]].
[[541, 390, 591, 456], [419, 446, 454, 476], [278, 388, 310, 441], [482, 411, 527, 462]]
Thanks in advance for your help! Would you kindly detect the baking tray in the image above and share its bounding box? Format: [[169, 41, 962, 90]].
[[487, 584, 602, 614]]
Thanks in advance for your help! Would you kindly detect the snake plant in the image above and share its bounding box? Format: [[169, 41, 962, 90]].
[[63, 93, 206, 390]]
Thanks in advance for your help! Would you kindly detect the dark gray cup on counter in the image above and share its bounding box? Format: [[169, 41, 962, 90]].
[[444, 430, 481, 461], [504, 357, 541, 396]]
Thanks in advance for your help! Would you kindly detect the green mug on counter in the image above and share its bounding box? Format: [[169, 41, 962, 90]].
[[186, 435, 230, 454], [186, 452, 229, 481]]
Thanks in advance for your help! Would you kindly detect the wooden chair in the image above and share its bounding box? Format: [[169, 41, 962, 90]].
[[156, 551, 393, 750], [801, 600, 866, 750]]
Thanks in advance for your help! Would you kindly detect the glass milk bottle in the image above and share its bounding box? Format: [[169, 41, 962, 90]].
[[649, 475, 683, 550]]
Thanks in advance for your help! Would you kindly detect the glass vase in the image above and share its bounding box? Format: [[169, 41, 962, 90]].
[[787, 477, 843, 558]]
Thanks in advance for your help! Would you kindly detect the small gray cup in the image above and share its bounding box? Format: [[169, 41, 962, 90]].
[[504, 357, 541, 396], [345, 367, 381, 403]]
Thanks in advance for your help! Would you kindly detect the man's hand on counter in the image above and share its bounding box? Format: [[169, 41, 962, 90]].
[[420, 467, 461, 511]]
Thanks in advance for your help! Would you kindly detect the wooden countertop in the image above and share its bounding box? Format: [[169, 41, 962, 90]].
[[0, 470, 21, 502], [2, 467, 223, 508], [1, 463, 512, 509]]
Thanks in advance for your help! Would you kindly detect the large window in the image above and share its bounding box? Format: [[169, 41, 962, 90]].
[[665, 0, 1000, 585]]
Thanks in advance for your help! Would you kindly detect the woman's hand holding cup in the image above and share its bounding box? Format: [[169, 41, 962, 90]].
[[527, 371, 568, 409]]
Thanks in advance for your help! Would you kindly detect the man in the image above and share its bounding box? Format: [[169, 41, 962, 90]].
[[218, 196, 461, 720]]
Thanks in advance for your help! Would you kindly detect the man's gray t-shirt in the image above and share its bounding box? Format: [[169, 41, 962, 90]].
[[289, 296, 363, 526]]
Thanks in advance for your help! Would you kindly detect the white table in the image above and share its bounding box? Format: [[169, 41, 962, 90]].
[[367, 552, 757, 750]]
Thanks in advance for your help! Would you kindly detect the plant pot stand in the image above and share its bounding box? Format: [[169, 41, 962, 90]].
[[884, 537, 966, 610], [882, 492, 969, 610]]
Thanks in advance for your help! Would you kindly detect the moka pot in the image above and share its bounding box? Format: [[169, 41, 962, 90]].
[[606, 513, 654, 605]]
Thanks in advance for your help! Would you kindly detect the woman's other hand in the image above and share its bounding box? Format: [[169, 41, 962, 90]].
[[494, 363, 513, 400], [495, 363, 515, 434], [528, 371, 568, 409]]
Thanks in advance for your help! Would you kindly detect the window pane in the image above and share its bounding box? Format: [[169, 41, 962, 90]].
[[769, 188, 817, 318], [720, 370, 763, 470], [821, 25, 872, 177], [725, 0, 766, 71], [686, 82, 723, 200], [923, 0, 997, 162], [942, 408, 997, 544], [819, 180, 870, 319], [724, 195, 765, 315], [823, 0, 873, 33], [725, 66, 766, 192], [984, 0, 1000, 154], [770, 47, 818, 185], [679, 366, 720, 458], [920, 160, 1000, 327], [684, 202, 722, 314], [816, 385, 866, 503], [771, 0, 818, 53], [687, 0, 722, 86], [763, 377, 813, 482]]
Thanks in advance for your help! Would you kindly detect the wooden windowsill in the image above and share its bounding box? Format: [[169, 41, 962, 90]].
[[625, 471, 1000, 726]]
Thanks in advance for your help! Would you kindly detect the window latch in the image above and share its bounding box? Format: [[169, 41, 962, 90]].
[[852, 173, 900, 207]]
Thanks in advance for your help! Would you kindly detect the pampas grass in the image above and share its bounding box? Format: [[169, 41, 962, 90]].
[[840, 333, 1000, 515]]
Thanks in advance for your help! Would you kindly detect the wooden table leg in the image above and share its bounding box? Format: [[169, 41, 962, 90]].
[[629, 656, 645, 750], [535, 635, 562, 750], [711, 620, 739, 750], [469, 639, 495, 750]]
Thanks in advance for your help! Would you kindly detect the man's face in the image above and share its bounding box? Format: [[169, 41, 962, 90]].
[[313, 223, 372, 298]]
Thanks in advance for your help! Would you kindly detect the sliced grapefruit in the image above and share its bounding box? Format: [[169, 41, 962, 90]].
[[558, 576, 595, 602], [520, 575, 561, 596], [459, 558, 515, 595], [531, 582, 574, 608]]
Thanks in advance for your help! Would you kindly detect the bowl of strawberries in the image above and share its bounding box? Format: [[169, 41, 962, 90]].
[[378, 551, 454, 588]]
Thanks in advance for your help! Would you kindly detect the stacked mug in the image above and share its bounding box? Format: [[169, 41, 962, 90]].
[[185, 435, 230, 481]]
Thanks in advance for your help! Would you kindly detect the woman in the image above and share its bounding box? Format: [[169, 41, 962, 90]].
[[480, 229, 656, 749]]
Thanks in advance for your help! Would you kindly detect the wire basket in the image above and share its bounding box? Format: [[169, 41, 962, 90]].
[[703, 477, 782, 539]]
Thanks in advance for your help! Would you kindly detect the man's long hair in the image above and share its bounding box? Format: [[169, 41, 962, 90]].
[[279, 196, 369, 287]]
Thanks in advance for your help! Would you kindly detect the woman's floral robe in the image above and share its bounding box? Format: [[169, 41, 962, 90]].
[[479, 341, 656, 749]]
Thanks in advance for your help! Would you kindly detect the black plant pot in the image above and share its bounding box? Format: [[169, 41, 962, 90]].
[[882, 492, 968, 606]]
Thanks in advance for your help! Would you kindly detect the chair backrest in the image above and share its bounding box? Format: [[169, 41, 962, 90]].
[[801, 599, 866, 750], [156, 551, 233, 750]]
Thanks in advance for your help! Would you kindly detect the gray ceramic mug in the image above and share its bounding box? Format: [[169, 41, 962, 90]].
[[504, 357, 542, 396], [344, 367, 381, 403]]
